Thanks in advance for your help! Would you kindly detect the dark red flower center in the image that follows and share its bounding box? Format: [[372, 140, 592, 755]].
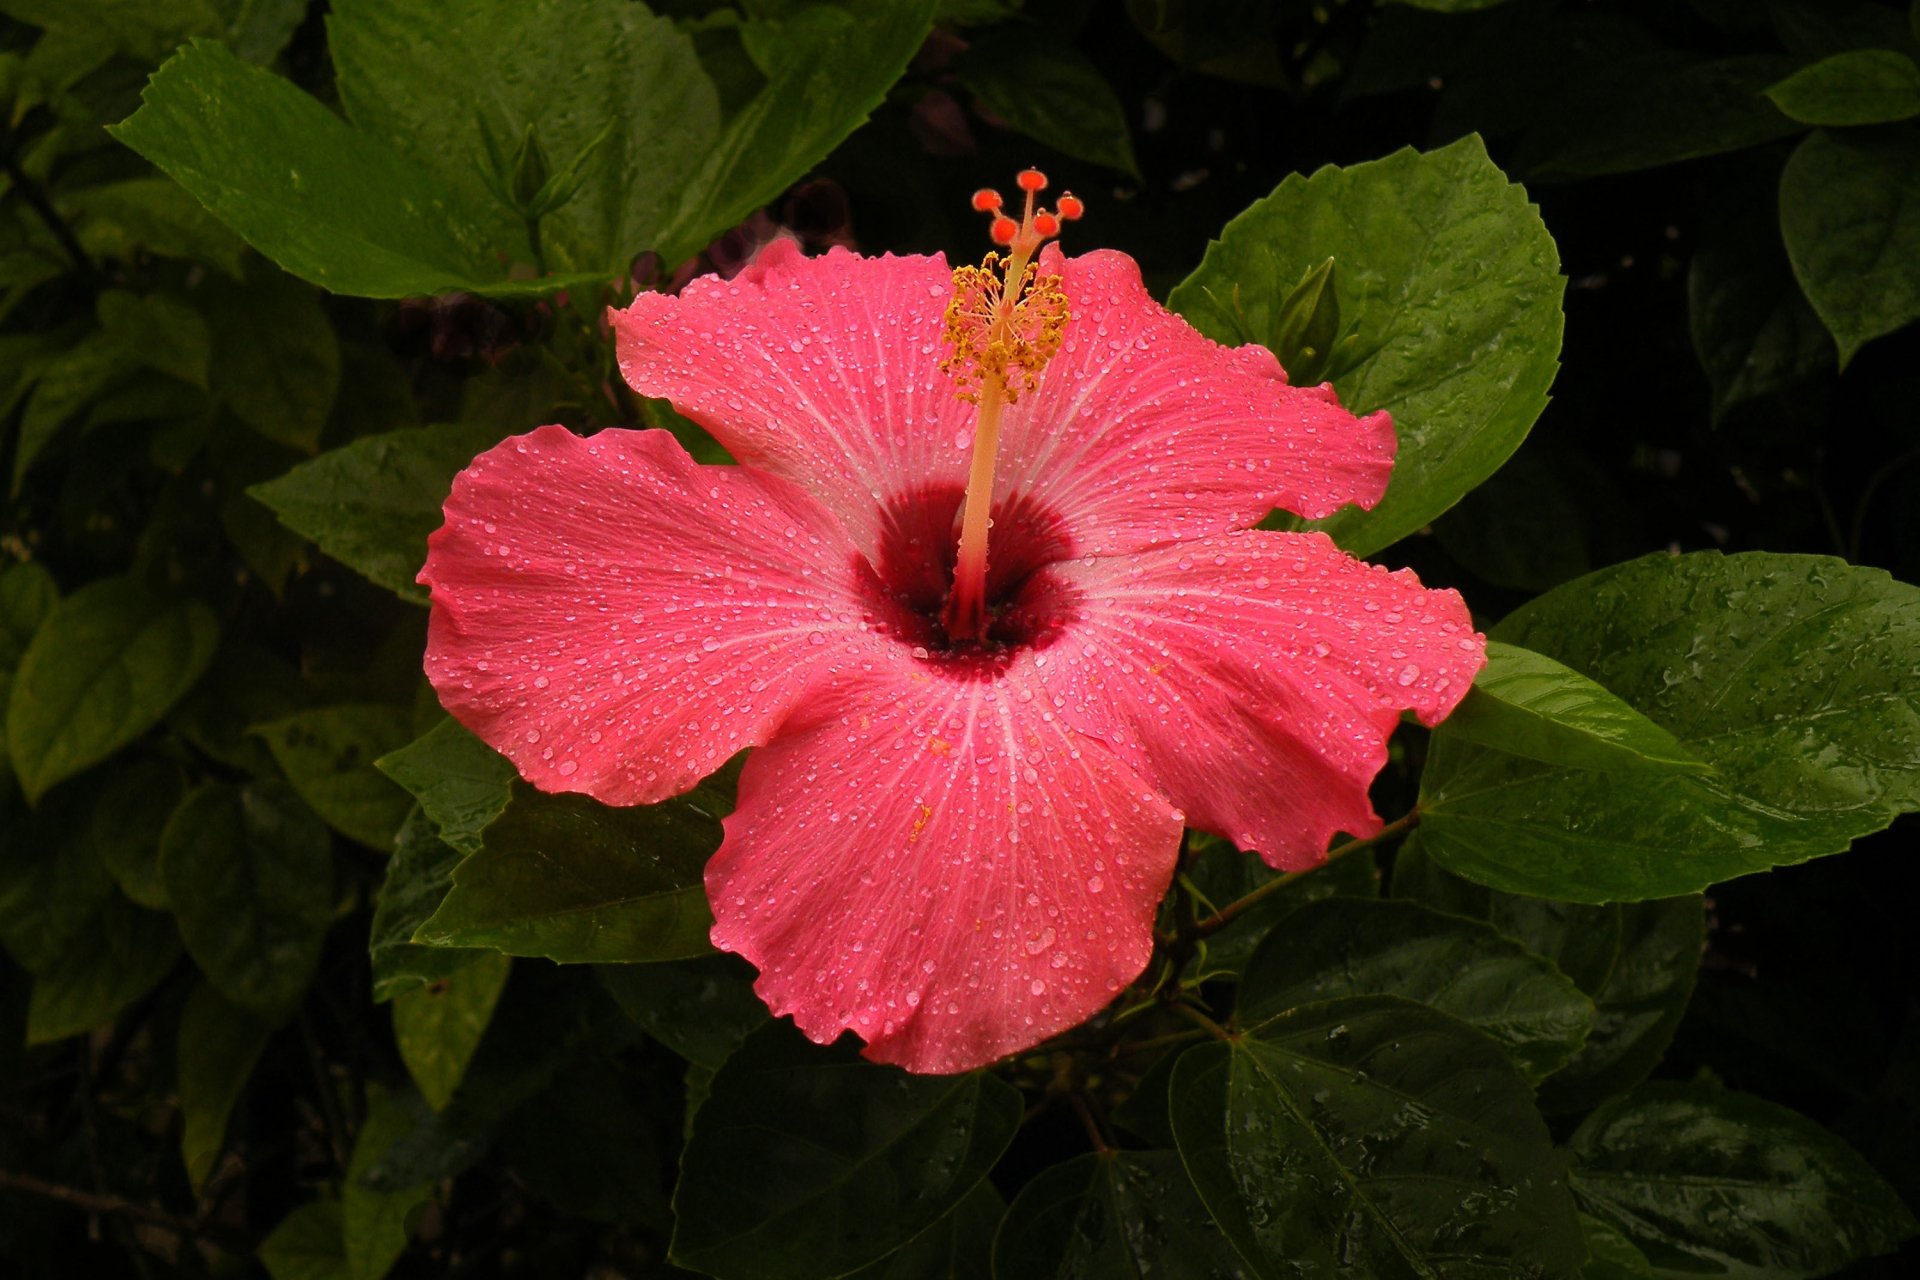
[[861, 483, 1081, 665]]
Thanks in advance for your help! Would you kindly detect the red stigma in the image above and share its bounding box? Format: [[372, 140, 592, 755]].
[[1032, 211, 1061, 238], [989, 215, 1019, 245], [971, 188, 1003, 213], [1056, 193, 1084, 221], [1016, 168, 1048, 193]]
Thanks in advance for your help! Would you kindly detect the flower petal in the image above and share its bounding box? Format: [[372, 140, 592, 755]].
[[708, 661, 1184, 1074], [421, 425, 888, 806], [610, 241, 971, 560], [995, 247, 1396, 552], [1030, 530, 1483, 869]]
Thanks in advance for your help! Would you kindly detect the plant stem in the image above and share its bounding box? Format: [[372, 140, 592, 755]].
[[1168, 1000, 1234, 1042], [1191, 809, 1420, 938]]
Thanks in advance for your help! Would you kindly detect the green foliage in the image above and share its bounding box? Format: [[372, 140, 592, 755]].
[[1439, 640, 1709, 776], [1767, 49, 1920, 125], [1780, 124, 1920, 366], [953, 26, 1140, 177], [1569, 1085, 1918, 1278], [2, 0, 1916, 1273], [249, 422, 505, 603], [992, 1150, 1243, 1279], [1236, 896, 1596, 1082], [160, 779, 334, 1017], [6, 576, 217, 800], [415, 783, 721, 963], [176, 981, 277, 1189], [253, 703, 415, 849], [111, 40, 527, 298], [1170, 997, 1584, 1279], [376, 717, 517, 854], [670, 1022, 1021, 1279], [1421, 553, 1920, 901], [1171, 133, 1565, 557], [392, 951, 511, 1110]]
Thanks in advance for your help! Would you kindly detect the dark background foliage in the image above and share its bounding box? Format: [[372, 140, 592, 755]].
[[1, 0, 1917, 1276]]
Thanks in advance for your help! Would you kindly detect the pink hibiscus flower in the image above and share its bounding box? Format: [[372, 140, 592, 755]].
[[420, 173, 1484, 1074]]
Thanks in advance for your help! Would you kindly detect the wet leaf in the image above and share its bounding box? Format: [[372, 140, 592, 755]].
[[1171, 996, 1583, 1279], [1237, 896, 1596, 1082], [1435, 640, 1710, 776], [376, 717, 516, 855], [25, 896, 179, 1044], [415, 783, 720, 964], [1568, 1084, 1916, 1278], [1171, 133, 1564, 557], [992, 1149, 1243, 1279], [1421, 552, 1920, 901], [249, 422, 503, 604]]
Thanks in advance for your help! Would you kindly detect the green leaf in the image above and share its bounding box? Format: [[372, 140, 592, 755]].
[[109, 40, 529, 299], [671, 1022, 1021, 1280], [845, 1182, 1003, 1280], [375, 717, 516, 855], [598, 954, 769, 1069], [1518, 55, 1803, 180], [392, 951, 511, 1111], [25, 896, 180, 1044], [203, 268, 341, 451], [992, 1149, 1245, 1280], [953, 27, 1140, 176], [249, 421, 502, 604], [0, 562, 58, 774], [1170, 996, 1584, 1279], [253, 704, 415, 850], [1780, 124, 1920, 366], [69, 177, 249, 278], [11, 331, 136, 493], [160, 779, 333, 1017], [1568, 1084, 1917, 1279], [1391, 847, 1706, 1115], [97, 290, 210, 389], [1419, 552, 1920, 901], [177, 980, 276, 1189], [1580, 1214, 1654, 1280], [1688, 167, 1835, 418], [0, 782, 115, 972], [1237, 896, 1596, 1082], [1181, 832, 1379, 982], [343, 1084, 433, 1280], [1767, 49, 1920, 126], [653, 0, 938, 265], [6, 577, 217, 801], [369, 809, 477, 1001], [415, 783, 720, 964], [259, 1198, 350, 1280], [360, 968, 636, 1193], [1169, 133, 1564, 557], [0, 562, 58, 671], [1435, 640, 1710, 776], [326, 0, 715, 277]]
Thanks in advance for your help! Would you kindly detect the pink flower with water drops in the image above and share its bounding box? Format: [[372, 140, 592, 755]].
[[419, 171, 1485, 1074]]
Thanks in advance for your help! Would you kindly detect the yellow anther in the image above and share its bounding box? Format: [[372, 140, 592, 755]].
[[939, 253, 1069, 404]]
